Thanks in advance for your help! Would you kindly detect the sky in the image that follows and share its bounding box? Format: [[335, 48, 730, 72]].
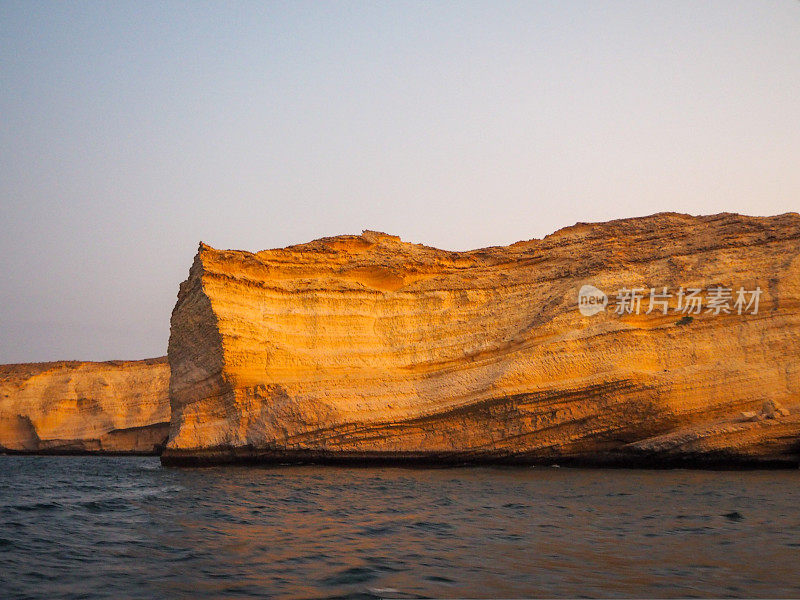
[[0, 1, 798, 363]]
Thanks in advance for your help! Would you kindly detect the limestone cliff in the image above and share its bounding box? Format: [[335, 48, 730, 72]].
[[162, 213, 800, 467], [0, 358, 170, 454]]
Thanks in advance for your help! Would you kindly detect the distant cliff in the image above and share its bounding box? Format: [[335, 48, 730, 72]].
[[0, 358, 170, 454], [161, 212, 800, 467]]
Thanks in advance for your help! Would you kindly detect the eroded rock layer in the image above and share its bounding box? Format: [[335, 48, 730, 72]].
[[162, 213, 800, 466], [0, 358, 170, 454]]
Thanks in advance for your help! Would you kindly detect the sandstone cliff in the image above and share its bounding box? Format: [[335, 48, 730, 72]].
[[0, 358, 170, 454], [162, 213, 800, 467]]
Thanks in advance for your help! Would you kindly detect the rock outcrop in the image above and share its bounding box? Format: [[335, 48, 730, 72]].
[[0, 358, 170, 454], [162, 213, 800, 467]]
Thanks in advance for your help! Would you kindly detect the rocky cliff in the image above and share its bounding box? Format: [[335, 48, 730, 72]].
[[0, 358, 170, 454], [162, 213, 800, 467]]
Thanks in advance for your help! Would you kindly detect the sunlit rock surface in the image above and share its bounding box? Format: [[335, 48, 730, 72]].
[[162, 213, 800, 466], [0, 358, 170, 454]]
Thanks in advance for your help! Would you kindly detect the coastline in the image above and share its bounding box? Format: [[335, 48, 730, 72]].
[[159, 447, 800, 470]]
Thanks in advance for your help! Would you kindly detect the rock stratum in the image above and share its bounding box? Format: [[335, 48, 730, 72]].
[[0, 358, 170, 454], [161, 212, 800, 467]]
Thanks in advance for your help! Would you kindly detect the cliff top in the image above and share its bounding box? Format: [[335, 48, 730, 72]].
[[194, 212, 800, 276], [0, 357, 168, 383]]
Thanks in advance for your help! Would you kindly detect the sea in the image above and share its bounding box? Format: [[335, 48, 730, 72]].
[[1, 456, 799, 599]]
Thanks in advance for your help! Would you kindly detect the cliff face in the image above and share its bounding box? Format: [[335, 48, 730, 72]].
[[162, 213, 800, 466], [0, 358, 170, 454]]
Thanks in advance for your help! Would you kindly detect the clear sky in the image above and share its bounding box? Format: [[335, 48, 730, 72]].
[[1, 1, 798, 363]]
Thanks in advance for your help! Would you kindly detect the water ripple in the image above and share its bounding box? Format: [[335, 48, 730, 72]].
[[1, 457, 799, 599]]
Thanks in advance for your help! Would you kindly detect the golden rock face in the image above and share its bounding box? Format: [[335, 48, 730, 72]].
[[159, 212, 798, 465], [0, 358, 170, 453]]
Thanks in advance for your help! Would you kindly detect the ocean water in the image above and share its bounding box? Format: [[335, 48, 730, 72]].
[[1, 457, 799, 599]]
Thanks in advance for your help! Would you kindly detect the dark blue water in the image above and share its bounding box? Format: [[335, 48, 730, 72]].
[[1, 457, 799, 599]]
